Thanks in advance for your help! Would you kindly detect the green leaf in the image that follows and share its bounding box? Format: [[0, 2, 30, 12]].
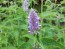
[[41, 38, 65, 49]]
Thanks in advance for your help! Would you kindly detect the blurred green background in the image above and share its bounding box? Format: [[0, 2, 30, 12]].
[[0, 0, 65, 49]]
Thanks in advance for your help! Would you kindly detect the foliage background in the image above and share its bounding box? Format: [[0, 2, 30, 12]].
[[0, 0, 65, 49]]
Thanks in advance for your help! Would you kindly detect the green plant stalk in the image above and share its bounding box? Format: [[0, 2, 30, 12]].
[[56, 19, 60, 28], [34, 32, 37, 49], [15, 3, 19, 48], [41, 0, 43, 13], [31, 0, 33, 8], [40, 0, 43, 42], [14, 9, 19, 48], [0, 33, 2, 49], [62, 31, 65, 46], [37, 41, 44, 49], [5, 32, 8, 49], [64, 26, 65, 46], [39, 0, 44, 49], [9, 7, 16, 47], [55, 0, 57, 4]]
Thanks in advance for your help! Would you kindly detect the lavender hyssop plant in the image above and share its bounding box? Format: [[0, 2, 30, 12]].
[[22, 0, 28, 12], [28, 8, 40, 34]]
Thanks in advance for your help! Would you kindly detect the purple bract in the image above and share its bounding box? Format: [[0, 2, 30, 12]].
[[28, 8, 40, 34], [22, 0, 28, 12]]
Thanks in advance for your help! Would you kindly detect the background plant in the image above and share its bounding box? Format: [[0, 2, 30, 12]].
[[0, 0, 65, 49]]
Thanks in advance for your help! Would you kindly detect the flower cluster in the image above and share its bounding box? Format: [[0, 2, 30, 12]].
[[22, 0, 28, 12], [28, 8, 40, 34]]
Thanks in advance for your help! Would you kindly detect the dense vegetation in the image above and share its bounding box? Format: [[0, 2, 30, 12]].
[[0, 0, 65, 49]]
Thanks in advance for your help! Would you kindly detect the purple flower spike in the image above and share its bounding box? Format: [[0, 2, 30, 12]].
[[28, 8, 40, 34], [22, 0, 28, 12]]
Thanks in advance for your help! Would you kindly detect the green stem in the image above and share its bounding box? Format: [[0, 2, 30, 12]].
[[37, 41, 44, 49], [17, 17, 19, 48], [40, 0, 43, 42], [55, 0, 57, 4], [40, 0, 44, 49], [41, 0, 43, 13], [5, 33, 7, 49], [0, 33, 2, 49], [41, 0, 43, 30], [34, 32, 37, 49], [31, 1, 32, 8]]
